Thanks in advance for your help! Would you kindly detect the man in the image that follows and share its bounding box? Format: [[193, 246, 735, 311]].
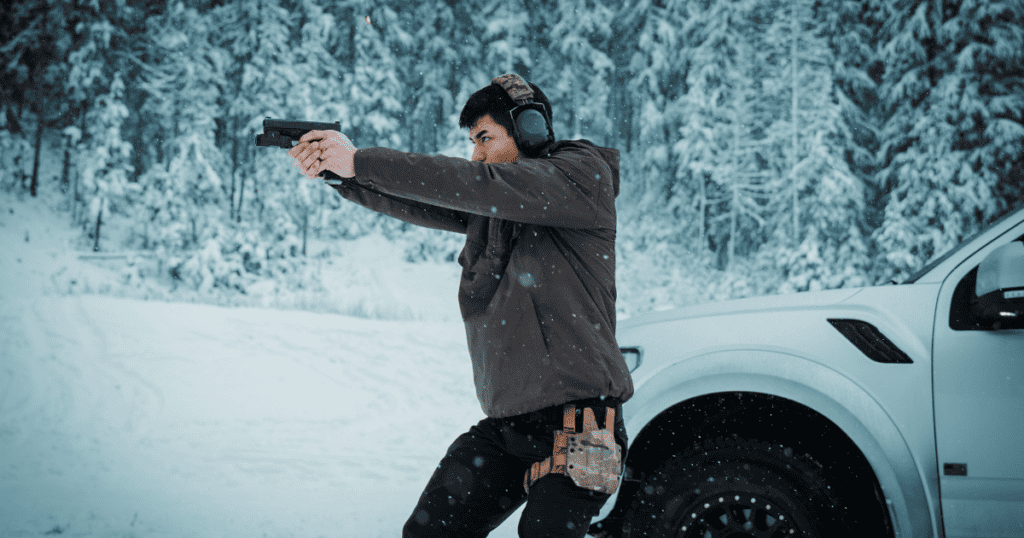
[[288, 74, 633, 538]]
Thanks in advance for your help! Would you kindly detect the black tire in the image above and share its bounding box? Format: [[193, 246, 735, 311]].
[[624, 436, 847, 538]]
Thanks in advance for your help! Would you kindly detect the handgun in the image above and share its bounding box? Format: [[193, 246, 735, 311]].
[[255, 118, 344, 184]]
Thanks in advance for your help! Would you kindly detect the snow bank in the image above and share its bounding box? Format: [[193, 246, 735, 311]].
[[0, 190, 531, 537]]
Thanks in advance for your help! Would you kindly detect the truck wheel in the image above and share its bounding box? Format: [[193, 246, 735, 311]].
[[625, 436, 847, 538]]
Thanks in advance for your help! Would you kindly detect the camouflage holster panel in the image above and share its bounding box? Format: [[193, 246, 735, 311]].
[[523, 404, 622, 495]]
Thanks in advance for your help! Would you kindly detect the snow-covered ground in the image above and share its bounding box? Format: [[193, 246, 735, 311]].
[[0, 192, 531, 537]]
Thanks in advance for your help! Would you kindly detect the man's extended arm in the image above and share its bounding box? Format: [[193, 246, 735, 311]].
[[330, 179, 470, 234], [284, 128, 469, 233], [350, 145, 616, 230], [287, 129, 616, 230]]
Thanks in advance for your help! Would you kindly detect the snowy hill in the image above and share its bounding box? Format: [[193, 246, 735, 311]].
[[0, 191, 530, 537]]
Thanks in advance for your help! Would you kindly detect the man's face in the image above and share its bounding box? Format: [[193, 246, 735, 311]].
[[469, 115, 520, 164]]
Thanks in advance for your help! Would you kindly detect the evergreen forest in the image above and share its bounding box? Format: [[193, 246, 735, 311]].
[[2, 0, 1022, 315]]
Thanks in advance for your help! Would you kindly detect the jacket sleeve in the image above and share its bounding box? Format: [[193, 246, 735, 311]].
[[351, 144, 614, 229], [329, 178, 469, 234]]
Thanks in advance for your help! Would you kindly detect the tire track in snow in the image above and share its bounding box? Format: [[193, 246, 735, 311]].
[[44, 296, 165, 441], [210, 316, 476, 485]]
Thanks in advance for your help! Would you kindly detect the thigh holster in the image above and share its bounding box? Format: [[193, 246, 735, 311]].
[[523, 404, 622, 495]]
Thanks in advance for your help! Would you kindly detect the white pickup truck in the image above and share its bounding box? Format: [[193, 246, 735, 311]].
[[592, 206, 1024, 538]]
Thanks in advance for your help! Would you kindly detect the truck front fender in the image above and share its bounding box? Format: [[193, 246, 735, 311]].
[[613, 350, 937, 538]]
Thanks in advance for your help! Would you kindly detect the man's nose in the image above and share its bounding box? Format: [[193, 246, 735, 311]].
[[472, 146, 485, 162]]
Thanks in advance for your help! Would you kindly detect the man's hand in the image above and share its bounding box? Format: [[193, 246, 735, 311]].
[[287, 130, 357, 179]]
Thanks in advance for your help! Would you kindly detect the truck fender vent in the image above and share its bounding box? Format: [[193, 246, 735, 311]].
[[827, 319, 914, 364], [944, 463, 968, 476]]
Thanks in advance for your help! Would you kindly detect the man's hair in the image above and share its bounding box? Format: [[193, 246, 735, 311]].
[[459, 81, 554, 143]]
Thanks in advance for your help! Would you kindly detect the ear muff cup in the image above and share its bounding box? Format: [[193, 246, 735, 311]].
[[512, 106, 551, 151], [491, 73, 555, 153]]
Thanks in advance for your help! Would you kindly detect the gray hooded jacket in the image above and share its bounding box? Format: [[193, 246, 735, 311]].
[[333, 139, 633, 418]]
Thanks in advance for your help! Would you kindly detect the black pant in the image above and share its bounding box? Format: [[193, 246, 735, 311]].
[[403, 400, 628, 538]]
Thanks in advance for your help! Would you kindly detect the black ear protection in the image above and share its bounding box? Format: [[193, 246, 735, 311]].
[[491, 74, 555, 153]]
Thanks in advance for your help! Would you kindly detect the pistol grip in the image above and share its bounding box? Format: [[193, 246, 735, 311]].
[[320, 169, 343, 186]]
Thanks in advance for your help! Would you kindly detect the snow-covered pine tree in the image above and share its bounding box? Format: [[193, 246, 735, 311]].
[[400, 0, 464, 155], [475, 0, 532, 80], [325, 0, 417, 244], [821, 0, 888, 228], [0, 0, 64, 197], [224, 0, 328, 286], [346, 1, 405, 150], [78, 71, 137, 251], [2, 0, 139, 207], [0, 0, 39, 192], [608, 0, 713, 310], [211, 0, 297, 227], [754, 0, 872, 292], [873, 0, 1024, 284], [23, 0, 140, 249], [0, 3, 21, 129], [674, 0, 735, 263], [287, 0, 348, 249], [208, 0, 253, 224], [669, 0, 770, 272], [382, 0, 472, 262], [431, 0, 487, 157], [292, 0, 345, 121], [618, 0, 689, 252], [133, 1, 233, 290], [547, 0, 615, 145], [604, 0, 645, 154]]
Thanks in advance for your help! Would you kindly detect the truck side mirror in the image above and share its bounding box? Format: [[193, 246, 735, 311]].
[[974, 241, 1024, 330]]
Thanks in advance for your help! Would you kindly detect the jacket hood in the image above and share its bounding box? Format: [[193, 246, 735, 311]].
[[596, 145, 620, 198], [534, 139, 620, 198]]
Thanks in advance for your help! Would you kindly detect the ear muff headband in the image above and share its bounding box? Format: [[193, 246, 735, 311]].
[[491, 74, 555, 152]]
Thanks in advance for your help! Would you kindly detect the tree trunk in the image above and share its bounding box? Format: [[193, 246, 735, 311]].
[[93, 202, 103, 252], [230, 117, 238, 221], [611, 64, 631, 152], [302, 209, 308, 256], [5, 106, 22, 134], [729, 184, 738, 272], [30, 112, 43, 197], [317, 183, 324, 239], [71, 158, 79, 225], [19, 158, 26, 191], [237, 171, 246, 223], [435, 95, 444, 153], [61, 135, 71, 194], [728, 112, 741, 271], [237, 142, 248, 223], [698, 175, 706, 257], [790, 3, 800, 243], [255, 175, 262, 222], [72, 103, 87, 227]]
